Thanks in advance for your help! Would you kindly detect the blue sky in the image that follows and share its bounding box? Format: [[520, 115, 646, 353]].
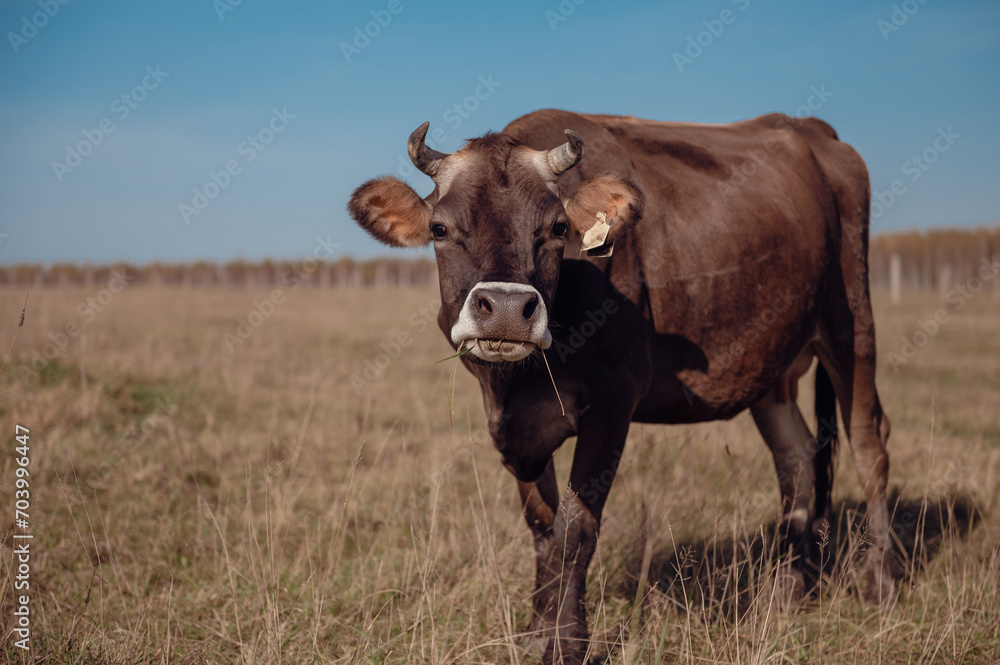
[[1, 0, 997, 265]]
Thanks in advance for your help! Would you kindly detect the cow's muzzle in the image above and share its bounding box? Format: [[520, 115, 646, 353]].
[[451, 281, 552, 362]]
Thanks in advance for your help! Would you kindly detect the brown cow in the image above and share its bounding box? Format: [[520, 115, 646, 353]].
[[348, 109, 895, 664]]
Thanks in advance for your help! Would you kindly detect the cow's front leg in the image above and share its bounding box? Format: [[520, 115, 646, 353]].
[[531, 422, 629, 665], [531, 487, 599, 664], [517, 459, 561, 656]]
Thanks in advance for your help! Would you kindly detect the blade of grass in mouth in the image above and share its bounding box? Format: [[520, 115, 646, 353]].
[[432, 340, 475, 365], [431, 340, 475, 428]]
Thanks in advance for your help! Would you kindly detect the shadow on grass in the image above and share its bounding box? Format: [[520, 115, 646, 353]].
[[619, 491, 983, 621]]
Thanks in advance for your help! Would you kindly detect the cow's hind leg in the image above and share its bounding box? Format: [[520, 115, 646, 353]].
[[751, 377, 819, 602], [852, 391, 895, 607], [812, 127, 896, 606], [812, 362, 838, 540], [818, 284, 896, 605], [820, 341, 896, 606]]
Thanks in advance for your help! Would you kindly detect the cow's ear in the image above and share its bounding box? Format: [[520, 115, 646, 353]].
[[565, 173, 644, 243], [348, 176, 433, 247]]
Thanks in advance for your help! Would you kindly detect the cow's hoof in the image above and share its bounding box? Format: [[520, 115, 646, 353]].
[[521, 633, 551, 659], [861, 561, 899, 608], [770, 562, 806, 610], [520, 618, 554, 660], [521, 627, 591, 665]]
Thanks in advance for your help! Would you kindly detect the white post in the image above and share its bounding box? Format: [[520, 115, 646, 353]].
[[938, 263, 953, 308], [994, 254, 1000, 304], [890, 252, 902, 305]]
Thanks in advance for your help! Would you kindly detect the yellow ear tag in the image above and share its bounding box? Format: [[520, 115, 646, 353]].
[[581, 211, 614, 257]]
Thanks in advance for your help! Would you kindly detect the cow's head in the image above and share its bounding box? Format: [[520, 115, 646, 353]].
[[348, 123, 643, 363]]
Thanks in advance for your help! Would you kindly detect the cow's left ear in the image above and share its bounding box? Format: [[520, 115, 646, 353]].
[[347, 176, 433, 247], [565, 173, 644, 243]]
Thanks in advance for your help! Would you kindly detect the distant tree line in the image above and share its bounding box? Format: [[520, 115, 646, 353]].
[[869, 224, 1000, 291], [0, 257, 438, 289], [2, 225, 997, 291]]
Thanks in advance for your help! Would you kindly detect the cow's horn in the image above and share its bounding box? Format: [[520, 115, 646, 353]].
[[408, 122, 448, 177], [546, 129, 584, 176]]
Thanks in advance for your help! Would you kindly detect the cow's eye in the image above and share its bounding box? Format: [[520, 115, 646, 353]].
[[552, 221, 569, 238], [430, 223, 447, 240]]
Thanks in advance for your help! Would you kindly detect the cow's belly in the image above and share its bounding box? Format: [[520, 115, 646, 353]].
[[626, 207, 827, 423], [631, 314, 819, 424]]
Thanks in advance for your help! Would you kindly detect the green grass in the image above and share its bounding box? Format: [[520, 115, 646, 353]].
[[0, 285, 997, 664]]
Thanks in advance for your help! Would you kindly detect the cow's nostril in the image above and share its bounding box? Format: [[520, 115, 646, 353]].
[[522, 295, 538, 320], [477, 298, 493, 316]]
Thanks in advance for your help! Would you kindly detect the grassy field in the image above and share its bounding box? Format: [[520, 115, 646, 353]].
[[1, 283, 998, 664]]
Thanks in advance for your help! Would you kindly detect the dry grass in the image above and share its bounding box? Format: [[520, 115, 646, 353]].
[[0, 284, 997, 664]]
